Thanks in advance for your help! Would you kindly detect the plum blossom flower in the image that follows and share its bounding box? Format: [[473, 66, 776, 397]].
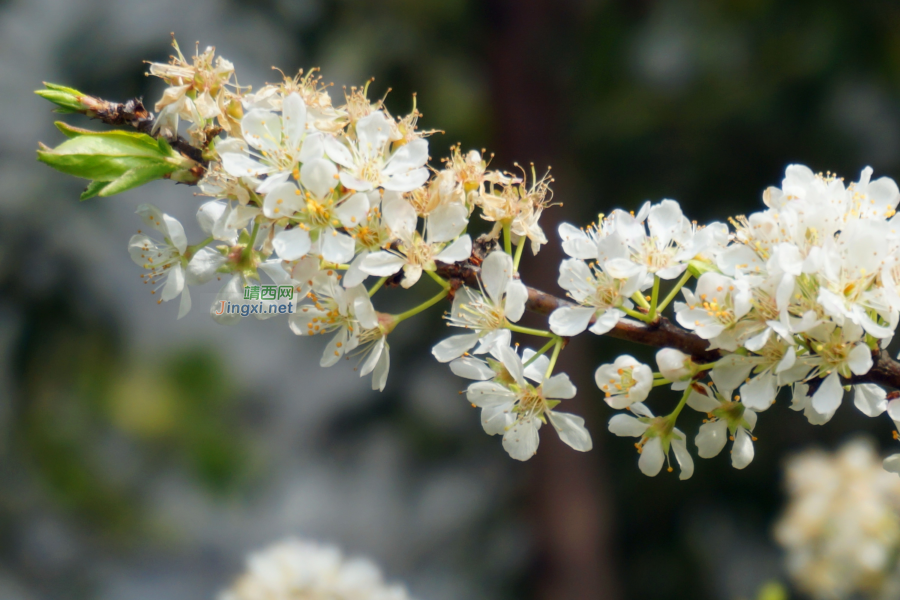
[[675, 271, 752, 351], [549, 258, 641, 337], [324, 111, 429, 193], [465, 344, 591, 461], [220, 92, 326, 194], [220, 537, 413, 600], [289, 274, 378, 367], [360, 198, 471, 288], [687, 383, 757, 470], [593, 355, 653, 409], [432, 251, 526, 362], [608, 402, 693, 479], [128, 204, 201, 319], [656, 348, 693, 390]]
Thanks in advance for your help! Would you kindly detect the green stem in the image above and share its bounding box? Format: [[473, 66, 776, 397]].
[[648, 276, 660, 321], [185, 236, 214, 259], [426, 269, 450, 289], [544, 339, 563, 379], [502, 221, 513, 255], [652, 378, 673, 388], [393, 288, 449, 323], [513, 237, 526, 271], [631, 292, 650, 310], [667, 386, 693, 421], [620, 305, 651, 323], [506, 322, 555, 338], [368, 276, 388, 297], [242, 221, 260, 261], [523, 337, 559, 368], [656, 270, 693, 315]]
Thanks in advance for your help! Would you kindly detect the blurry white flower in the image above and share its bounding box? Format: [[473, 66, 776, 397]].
[[775, 439, 900, 600], [220, 538, 412, 600]]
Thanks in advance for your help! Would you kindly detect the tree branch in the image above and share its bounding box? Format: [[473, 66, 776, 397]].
[[75, 94, 207, 166]]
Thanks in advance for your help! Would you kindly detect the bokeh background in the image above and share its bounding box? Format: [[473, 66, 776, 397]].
[[3, 0, 900, 599]]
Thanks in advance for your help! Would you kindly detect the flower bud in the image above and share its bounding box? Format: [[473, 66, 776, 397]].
[[656, 348, 692, 389]]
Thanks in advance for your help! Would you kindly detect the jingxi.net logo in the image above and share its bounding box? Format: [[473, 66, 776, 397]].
[[214, 284, 296, 317]]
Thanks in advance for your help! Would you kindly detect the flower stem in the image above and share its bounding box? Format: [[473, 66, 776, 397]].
[[393, 288, 449, 323], [242, 221, 260, 261], [186, 236, 214, 259], [513, 237, 526, 271], [523, 336, 559, 368], [667, 386, 693, 421], [652, 378, 672, 388], [656, 270, 692, 315], [506, 322, 555, 338], [620, 305, 651, 323], [631, 292, 650, 310], [545, 338, 564, 379], [502, 221, 513, 255], [648, 276, 660, 321], [426, 269, 450, 289], [368, 276, 388, 297]]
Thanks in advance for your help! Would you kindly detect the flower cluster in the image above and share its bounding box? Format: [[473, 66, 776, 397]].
[[775, 439, 900, 600], [36, 39, 900, 474], [220, 538, 413, 600]]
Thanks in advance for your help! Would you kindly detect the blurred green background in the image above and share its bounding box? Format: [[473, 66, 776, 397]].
[[3, 0, 900, 598]]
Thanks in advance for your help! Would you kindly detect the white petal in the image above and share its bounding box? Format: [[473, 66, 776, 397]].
[[427, 203, 469, 242], [884, 454, 900, 474], [731, 428, 755, 470], [548, 412, 592, 452], [812, 372, 844, 417], [435, 235, 472, 264], [638, 437, 665, 477], [504, 280, 528, 322], [848, 343, 874, 375], [450, 357, 495, 380], [588, 309, 624, 335], [343, 251, 369, 288], [740, 372, 777, 411], [176, 285, 191, 319], [282, 92, 307, 150], [854, 384, 887, 418], [210, 275, 244, 325], [334, 193, 370, 229], [186, 247, 226, 285], [161, 263, 185, 302], [549, 306, 595, 337], [360, 337, 385, 376], [608, 414, 648, 437], [481, 251, 512, 304], [272, 228, 311, 261], [360, 251, 405, 276], [542, 373, 577, 400], [263, 182, 304, 219], [383, 168, 430, 192], [383, 139, 429, 174], [355, 111, 392, 154], [502, 417, 541, 461], [558, 223, 598, 259], [221, 152, 270, 178], [242, 109, 281, 152], [383, 198, 417, 237], [671, 436, 694, 480], [432, 332, 480, 362], [300, 158, 338, 199], [321, 229, 356, 264], [323, 136, 354, 168], [696, 419, 728, 458]]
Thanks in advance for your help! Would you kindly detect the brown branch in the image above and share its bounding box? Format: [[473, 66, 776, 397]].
[[77, 94, 207, 166]]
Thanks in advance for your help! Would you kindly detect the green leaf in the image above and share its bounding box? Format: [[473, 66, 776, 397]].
[[99, 163, 176, 197], [37, 124, 190, 184], [36, 83, 91, 114], [80, 180, 109, 201]]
